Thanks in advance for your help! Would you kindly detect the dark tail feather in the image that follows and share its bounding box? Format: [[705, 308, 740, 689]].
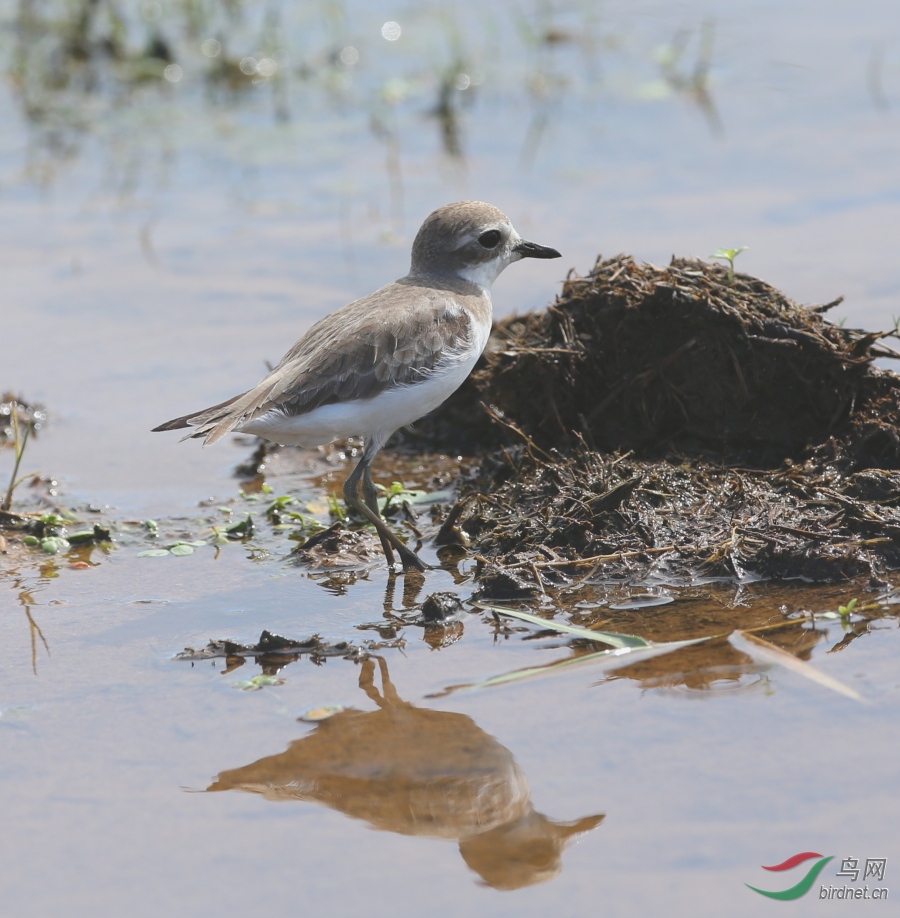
[[152, 392, 245, 435]]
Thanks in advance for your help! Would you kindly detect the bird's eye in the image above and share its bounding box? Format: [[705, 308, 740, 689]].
[[477, 230, 502, 249]]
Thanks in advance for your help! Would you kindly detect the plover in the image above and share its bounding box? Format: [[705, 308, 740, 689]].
[[153, 201, 561, 573]]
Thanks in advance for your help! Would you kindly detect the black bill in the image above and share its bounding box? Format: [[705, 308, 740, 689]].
[[513, 239, 562, 259]]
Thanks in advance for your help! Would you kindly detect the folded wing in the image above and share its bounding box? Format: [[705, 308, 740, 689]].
[[152, 281, 478, 445]]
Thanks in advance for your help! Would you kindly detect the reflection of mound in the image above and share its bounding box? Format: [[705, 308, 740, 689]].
[[207, 657, 603, 889], [607, 640, 780, 696], [648, 670, 769, 698]]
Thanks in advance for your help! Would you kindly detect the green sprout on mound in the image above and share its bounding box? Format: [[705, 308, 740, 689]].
[[710, 246, 748, 283]]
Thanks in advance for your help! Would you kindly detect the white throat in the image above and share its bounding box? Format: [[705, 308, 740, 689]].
[[455, 256, 510, 292]]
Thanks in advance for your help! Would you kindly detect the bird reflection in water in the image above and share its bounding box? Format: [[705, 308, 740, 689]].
[[207, 656, 603, 889]]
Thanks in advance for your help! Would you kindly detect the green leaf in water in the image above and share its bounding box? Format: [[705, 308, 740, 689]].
[[40, 536, 70, 554], [67, 525, 112, 545], [226, 513, 254, 539], [232, 674, 286, 691], [838, 597, 858, 627], [473, 602, 650, 649]]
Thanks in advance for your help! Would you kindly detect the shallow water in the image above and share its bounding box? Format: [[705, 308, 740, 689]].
[[3, 1, 900, 915]]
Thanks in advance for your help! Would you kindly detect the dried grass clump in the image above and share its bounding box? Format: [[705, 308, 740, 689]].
[[421, 255, 900, 583]]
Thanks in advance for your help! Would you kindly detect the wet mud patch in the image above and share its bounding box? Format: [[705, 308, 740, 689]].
[[423, 255, 900, 585]]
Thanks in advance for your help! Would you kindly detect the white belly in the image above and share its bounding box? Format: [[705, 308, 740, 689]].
[[238, 351, 479, 449]]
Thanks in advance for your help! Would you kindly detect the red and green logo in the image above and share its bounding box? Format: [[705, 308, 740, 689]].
[[746, 852, 835, 900]]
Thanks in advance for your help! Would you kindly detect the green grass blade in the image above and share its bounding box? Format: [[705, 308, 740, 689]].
[[429, 637, 709, 698], [473, 601, 650, 648]]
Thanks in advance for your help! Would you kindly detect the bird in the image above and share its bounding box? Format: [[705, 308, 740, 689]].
[[153, 201, 561, 573]]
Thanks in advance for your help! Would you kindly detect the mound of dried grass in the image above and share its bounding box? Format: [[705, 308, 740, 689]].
[[422, 256, 900, 583], [434, 255, 900, 463]]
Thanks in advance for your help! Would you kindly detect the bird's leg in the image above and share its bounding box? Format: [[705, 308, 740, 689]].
[[343, 447, 427, 573], [361, 463, 396, 567]]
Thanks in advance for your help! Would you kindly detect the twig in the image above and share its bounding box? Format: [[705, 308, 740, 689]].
[[480, 402, 554, 462], [506, 544, 676, 570]]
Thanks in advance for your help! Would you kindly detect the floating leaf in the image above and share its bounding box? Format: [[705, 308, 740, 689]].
[[232, 674, 286, 691], [137, 549, 171, 557], [226, 513, 254, 539], [169, 543, 194, 556], [433, 602, 716, 696], [473, 602, 650, 648], [298, 704, 345, 721], [67, 530, 97, 544], [40, 537, 70, 554], [67, 525, 112, 545]]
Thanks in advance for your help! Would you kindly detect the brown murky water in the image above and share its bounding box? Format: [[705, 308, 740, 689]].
[[3, 2, 900, 915]]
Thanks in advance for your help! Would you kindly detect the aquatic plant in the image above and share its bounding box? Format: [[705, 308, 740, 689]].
[[1, 401, 34, 512]]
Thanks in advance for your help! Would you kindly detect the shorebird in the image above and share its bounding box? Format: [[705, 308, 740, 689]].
[[153, 201, 561, 573]]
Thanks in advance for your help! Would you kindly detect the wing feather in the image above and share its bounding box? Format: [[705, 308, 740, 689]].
[[152, 277, 486, 446]]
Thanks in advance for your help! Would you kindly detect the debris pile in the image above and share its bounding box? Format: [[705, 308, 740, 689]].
[[424, 256, 900, 583]]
